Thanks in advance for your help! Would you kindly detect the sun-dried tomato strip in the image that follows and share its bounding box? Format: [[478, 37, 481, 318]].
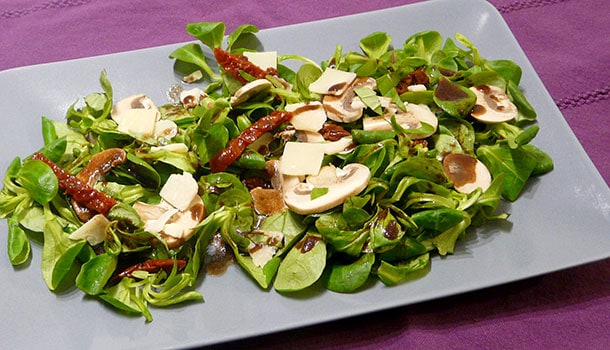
[[209, 110, 292, 173], [112, 259, 187, 282], [318, 123, 351, 142], [31, 152, 117, 216], [396, 66, 430, 95], [213, 47, 279, 84]]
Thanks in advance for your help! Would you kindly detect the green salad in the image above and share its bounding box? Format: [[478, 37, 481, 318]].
[[0, 22, 553, 321]]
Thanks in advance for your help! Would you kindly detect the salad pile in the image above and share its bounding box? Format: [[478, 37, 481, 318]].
[[0, 22, 553, 321]]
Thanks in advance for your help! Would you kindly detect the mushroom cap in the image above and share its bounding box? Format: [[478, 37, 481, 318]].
[[362, 103, 438, 139], [442, 153, 492, 194], [322, 77, 376, 123], [469, 85, 518, 124], [180, 87, 207, 108], [111, 94, 158, 123], [133, 196, 205, 249], [230, 79, 272, 106], [284, 163, 371, 215]]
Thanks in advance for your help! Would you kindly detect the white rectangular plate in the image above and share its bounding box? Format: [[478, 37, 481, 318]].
[[0, 0, 608, 348]]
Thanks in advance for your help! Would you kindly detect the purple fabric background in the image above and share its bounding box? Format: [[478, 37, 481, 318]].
[[1, 0, 608, 349]]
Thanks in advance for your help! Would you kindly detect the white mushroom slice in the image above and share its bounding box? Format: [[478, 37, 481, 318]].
[[230, 79, 272, 106], [284, 163, 371, 215], [407, 84, 427, 92], [279, 142, 326, 176], [294, 131, 353, 154], [180, 87, 207, 108], [323, 77, 376, 123], [150, 143, 189, 154], [144, 206, 179, 233], [111, 94, 158, 123], [362, 103, 438, 139], [286, 101, 327, 132], [133, 195, 205, 248], [296, 130, 326, 143], [306, 164, 340, 187], [469, 85, 518, 123], [182, 70, 204, 84], [379, 96, 394, 108], [442, 153, 492, 194], [163, 196, 205, 240], [68, 214, 110, 245], [159, 172, 199, 211], [405, 103, 438, 139], [309, 67, 357, 95], [243, 51, 277, 70], [153, 119, 178, 140], [319, 136, 354, 155]]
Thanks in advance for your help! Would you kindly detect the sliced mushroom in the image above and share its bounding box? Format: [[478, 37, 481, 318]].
[[442, 153, 492, 194], [134, 196, 205, 249], [284, 163, 371, 215], [362, 103, 438, 139], [296, 130, 326, 143], [469, 85, 517, 123], [407, 84, 427, 92], [265, 160, 302, 194], [180, 87, 207, 108], [162, 196, 205, 247], [111, 94, 158, 124], [230, 79, 272, 106], [182, 70, 203, 84], [133, 171, 205, 248], [150, 143, 189, 154], [112, 94, 162, 139], [153, 119, 178, 140], [323, 77, 376, 123]]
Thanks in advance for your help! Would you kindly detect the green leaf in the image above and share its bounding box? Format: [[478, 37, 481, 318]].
[[323, 253, 374, 293], [433, 77, 476, 117], [360, 32, 392, 59], [354, 86, 383, 115], [376, 253, 430, 286], [427, 216, 470, 255], [226, 24, 259, 51], [99, 278, 151, 321], [169, 43, 218, 79], [477, 143, 539, 201], [411, 208, 465, 232], [7, 217, 30, 265], [17, 159, 58, 205], [274, 234, 326, 292], [310, 187, 329, 200], [41, 205, 87, 290], [76, 252, 117, 295], [186, 21, 225, 49]]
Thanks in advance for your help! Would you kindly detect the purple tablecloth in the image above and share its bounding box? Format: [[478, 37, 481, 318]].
[[1, 0, 608, 349]]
